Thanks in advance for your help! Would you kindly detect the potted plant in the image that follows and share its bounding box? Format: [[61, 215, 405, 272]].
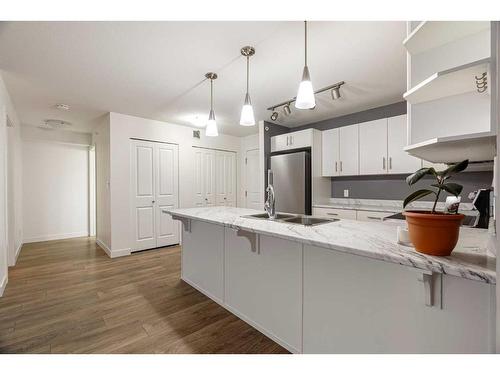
[[403, 159, 469, 256]]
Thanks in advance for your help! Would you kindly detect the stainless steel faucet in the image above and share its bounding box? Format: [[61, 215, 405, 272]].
[[264, 169, 277, 219]]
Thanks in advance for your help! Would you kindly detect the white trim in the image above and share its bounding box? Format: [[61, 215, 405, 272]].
[[96, 238, 131, 258], [0, 274, 7, 297], [23, 232, 88, 244], [8, 241, 22, 267]]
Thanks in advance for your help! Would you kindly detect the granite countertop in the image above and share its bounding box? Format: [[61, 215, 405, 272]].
[[166, 206, 496, 285], [313, 198, 476, 215]]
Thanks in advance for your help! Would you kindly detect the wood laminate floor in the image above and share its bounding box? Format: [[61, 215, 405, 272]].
[[0, 237, 288, 354]]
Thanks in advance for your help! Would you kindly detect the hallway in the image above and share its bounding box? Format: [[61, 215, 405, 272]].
[[0, 237, 288, 354]]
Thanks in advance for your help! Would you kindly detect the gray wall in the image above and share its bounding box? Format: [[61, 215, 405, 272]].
[[264, 101, 492, 202], [331, 172, 493, 202]]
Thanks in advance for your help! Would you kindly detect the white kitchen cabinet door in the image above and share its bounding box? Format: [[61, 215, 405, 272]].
[[224, 228, 303, 353], [155, 143, 180, 247], [322, 128, 339, 176], [359, 119, 388, 175], [270, 133, 289, 152], [131, 140, 179, 251], [387, 115, 421, 174], [288, 129, 313, 149], [339, 124, 359, 176]]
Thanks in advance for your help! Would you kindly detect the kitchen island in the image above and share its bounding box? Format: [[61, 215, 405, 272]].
[[166, 206, 496, 354]]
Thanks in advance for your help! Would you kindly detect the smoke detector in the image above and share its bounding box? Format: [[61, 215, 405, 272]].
[[40, 119, 72, 130], [55, 103, 70, 111]]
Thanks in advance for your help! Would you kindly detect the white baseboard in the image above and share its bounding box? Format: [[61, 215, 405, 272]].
[[0, 275, 7, 297], [8, 242, 23, 267], [95, 239, 131, 258], [23, 231, 89, 244]]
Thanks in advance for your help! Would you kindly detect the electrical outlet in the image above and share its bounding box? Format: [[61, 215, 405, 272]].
[[343, 189, 349, 198]]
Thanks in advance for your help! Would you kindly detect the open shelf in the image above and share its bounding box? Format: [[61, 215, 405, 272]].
[[403, 58, 490, 105], [403, 21, 490, 55], [404, 131, 496, 163]]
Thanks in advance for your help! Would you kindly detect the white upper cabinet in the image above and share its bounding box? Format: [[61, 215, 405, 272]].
[[339, 125, 359, 176], [359, 119, 388, 175], [321, 125, 358, 177], [387, 115, 421, 174], [321, 128, 339, 176], [271, 129, 312, 152]]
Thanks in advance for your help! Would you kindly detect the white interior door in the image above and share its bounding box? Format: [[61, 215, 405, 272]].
[[216, 151, 236, 206], [387, 115, 421, 174], [245, 148, 262, 210], [130, 140, 157, 251], [155, 143, 179, 247]]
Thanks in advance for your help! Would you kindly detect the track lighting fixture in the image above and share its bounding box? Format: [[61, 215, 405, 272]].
[[295, 21, 316, 110], [331, 85, 341, 100], [205, 72, 218, 137], [239, 46, 256, 126]]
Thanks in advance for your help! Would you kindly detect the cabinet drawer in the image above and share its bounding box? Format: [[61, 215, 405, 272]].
[[313, 207, 357, 220], [356, 210, 392, 222]]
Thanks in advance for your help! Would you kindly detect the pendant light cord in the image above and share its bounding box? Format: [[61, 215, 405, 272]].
[[210, 78, 213, 110], [304, 20, 307, 67], [246, 56, 250, 94]]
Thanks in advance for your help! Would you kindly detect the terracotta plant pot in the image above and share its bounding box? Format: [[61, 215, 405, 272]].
[[403, 211, 465, 256]]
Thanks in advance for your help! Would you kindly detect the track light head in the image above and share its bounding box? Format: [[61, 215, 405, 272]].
[[270, 110, 279, 121], [283, 103, 291, 116], [331, 85, 341, 100]]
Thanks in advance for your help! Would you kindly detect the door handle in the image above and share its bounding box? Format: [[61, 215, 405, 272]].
[[152, 200, 155, 204]]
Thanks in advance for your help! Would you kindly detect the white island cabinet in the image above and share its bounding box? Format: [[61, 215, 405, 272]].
[[170, 207, 495, 354]]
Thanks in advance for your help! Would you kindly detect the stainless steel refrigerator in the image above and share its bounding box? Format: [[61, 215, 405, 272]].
[[269, 150, 311, 215]]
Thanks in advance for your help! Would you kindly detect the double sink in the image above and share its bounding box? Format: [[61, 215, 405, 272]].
[[243, 213, 338, 226]]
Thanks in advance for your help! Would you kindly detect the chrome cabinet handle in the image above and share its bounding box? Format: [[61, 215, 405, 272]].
[[340, 161, 343, 172], [327, 213, 338, 216], [286, 136, 289, 146], [335, 161, 338, 172], [367, 216, 382, 220], [290, 136, 293, 145], [389, 157, 392, 170], [383, 157, 386, 170]]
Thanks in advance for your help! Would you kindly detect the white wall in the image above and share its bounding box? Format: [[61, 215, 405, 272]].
[[92, 114, 111, 250], [107, 112, 242, 255], [22, 140, 90, 243], [0, 72, 22, 296]]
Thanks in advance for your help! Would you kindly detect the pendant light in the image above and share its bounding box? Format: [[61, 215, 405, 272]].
[[239, 46, 256, 126], [295, 21, 316, 110], [205, 72, 218, 137]]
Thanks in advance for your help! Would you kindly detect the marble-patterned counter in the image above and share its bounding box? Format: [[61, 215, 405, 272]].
[[166, 206, 496, 284]]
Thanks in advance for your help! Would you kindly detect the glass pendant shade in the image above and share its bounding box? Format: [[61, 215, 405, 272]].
[[205, 109, 218, 137], [239, 93, 255, 126], [295, 66, 316, 109]]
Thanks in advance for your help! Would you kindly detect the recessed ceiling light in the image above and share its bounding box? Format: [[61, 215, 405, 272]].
[[55, 103, 70, 111], [43, 119, 72, 128]]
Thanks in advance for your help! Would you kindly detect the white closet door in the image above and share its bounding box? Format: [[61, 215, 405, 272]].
[[224, 152, 236, 207], [215, 151, 227, 205], [387, 115, 421, 174], [193, 148, 205, 207], [203, 149, 216, 206], [359, 119, 388, 175], [245, 149, 262, 210], [155, 143, 179, 247], [130, 140, 157, 251]]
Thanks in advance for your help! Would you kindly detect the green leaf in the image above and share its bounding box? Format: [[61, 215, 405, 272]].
[[431, 182, 463, 197], [403, 189, 436, 208], [437, 160, 469, 178], [405, 167, 437, 186]]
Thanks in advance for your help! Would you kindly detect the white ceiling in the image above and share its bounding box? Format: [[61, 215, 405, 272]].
[[0, 21, 406, 137]]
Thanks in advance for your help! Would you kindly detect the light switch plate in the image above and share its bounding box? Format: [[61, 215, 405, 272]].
[[344, 189, 349, 198]]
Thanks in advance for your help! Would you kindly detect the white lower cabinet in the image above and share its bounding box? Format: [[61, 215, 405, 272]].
[[312, 207, 357, 220], [181, 220, 224, 303], [224, 228, 303, 353], [303, 245, 493, 353]]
